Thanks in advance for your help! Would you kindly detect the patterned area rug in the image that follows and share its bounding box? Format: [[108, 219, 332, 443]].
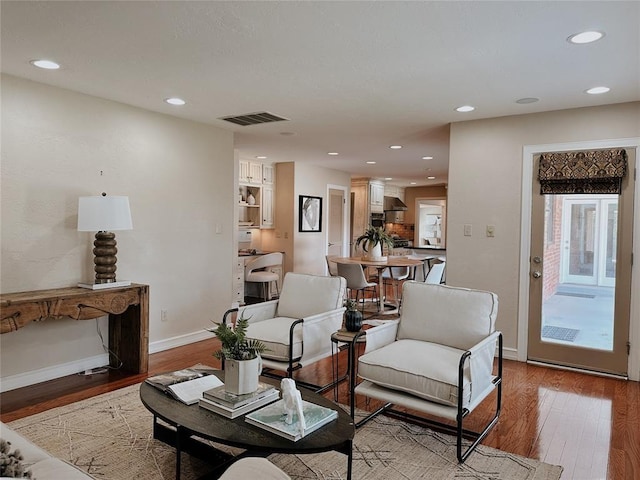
[[7, 384, 562, 480]]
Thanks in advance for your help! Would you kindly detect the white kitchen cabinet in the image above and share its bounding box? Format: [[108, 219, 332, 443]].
[[239, 160, 263, 185], [262, 164, 274, 184], [261, 185, 274, 228], [234, 258, 245, 304], [369, 181, 385, 213]]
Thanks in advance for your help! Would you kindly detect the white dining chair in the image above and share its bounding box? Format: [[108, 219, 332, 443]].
[[245, 252, 283, 301], [425, 261, 446, 284]]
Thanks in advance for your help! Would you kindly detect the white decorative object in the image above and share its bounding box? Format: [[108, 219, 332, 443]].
[[362, 241, 387, 262], [225, 356, 262, 395], [247, 192, 256, 205], [281, 378, 306, 436]]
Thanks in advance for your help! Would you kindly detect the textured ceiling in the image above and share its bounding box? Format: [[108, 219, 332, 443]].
[[2, 1, 639, 186]]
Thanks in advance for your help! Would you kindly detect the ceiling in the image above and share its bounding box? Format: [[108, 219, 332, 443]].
[[2, 1, 638, 187]]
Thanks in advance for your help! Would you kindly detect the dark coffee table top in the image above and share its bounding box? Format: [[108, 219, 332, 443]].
[[140, 370, 355, 454]]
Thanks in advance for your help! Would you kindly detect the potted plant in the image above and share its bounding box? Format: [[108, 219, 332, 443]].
[[355, 225, 394, 261], [344, 298, 363, 332], [208, 314, 267, 394]]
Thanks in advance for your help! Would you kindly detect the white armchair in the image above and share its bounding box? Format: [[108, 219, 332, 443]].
[[352, 281, 502, 462], [223, 272, 346, 392]]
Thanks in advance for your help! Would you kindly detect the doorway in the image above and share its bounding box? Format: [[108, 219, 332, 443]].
[[415, 198, 446, 248], [327, 186, 348, 263], [527, 150, 634, 375]]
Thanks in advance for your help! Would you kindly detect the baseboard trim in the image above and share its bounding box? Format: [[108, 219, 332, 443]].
[[148, 330, 213, 354], [502, 346, 518, 362], [0, 354, 109, 393]]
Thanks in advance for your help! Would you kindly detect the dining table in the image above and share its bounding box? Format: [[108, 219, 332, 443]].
[[333, 256, 423, 314]]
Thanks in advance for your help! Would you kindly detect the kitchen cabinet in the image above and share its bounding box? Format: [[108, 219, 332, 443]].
[[239, 186, 261, 227], [239, 160, 263, 185], [238, 162, 276, 229], [234, 258, 245, 304], [262, 164, 274, 184], [369, 181, 385, 213], [351, 178, 386, 255], [261, 185, 274, 228]]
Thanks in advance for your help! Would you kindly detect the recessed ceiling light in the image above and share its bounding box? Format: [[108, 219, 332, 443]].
[[586, 86, 610, 95], [410, 182, 417, 185], [516, 97, 540, 104], [165, 97, 186, 106], [30, 59, 60, 70], [568, 31, 604, 44], [366, 161, 376, 165], [422, 156, 433, 160], [455, 105, 475, 113], [389, 145, 402, 150], [256, 156, 267, 159], [384, 177, 393, 181], [427, 176, 436, 180], [327, 152, 339, 156]]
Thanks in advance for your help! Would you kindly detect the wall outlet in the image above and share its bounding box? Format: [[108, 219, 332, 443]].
[[161, 310, 168, 322], [464, 224, 472, 236]]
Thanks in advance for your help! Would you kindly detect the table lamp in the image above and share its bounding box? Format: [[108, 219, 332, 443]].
[[77, 193, 133, 289]]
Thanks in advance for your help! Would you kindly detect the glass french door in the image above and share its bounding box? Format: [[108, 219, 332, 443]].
[[561, 196, 617, 287], [528, 152, 635, 375]]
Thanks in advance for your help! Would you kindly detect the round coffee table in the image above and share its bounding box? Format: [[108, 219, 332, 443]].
[[140, 370, 355, 480]]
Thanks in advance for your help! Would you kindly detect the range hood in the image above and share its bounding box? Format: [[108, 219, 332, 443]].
[[384, 196, 408, 211]]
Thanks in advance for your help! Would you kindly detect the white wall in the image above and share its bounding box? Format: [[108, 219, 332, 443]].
[[261, 162, 351, 275], [0, 75, 235, 389], [447, 102, 640, 378], [292, 163, 351, 275]]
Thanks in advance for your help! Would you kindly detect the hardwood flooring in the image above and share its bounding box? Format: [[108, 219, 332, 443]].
[[1, 338, 638, 480]]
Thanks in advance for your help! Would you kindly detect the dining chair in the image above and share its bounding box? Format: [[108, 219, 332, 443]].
[[245, 252, 284, 301], [381, 266, 410, 305], [425, 260, 446, 284], [325, 255, 339, 277], [337, 262, 379, 313]]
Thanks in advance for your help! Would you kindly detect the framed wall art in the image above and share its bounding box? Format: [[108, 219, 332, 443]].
[[299, 195, 322, 232]]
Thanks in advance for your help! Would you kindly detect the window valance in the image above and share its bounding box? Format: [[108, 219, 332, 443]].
[[538, 149, 628, 194]]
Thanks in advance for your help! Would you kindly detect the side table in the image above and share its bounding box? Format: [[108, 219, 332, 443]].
[[331, 329, 368, 417]]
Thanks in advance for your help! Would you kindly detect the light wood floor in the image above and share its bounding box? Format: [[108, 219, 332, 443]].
[[1, 337, 638, 480]]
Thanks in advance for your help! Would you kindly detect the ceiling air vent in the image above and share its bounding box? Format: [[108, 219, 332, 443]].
[[219, 111, 289, 126]]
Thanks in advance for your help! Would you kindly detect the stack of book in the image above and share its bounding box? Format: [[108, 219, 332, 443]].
[[199, 382, 279, 419]]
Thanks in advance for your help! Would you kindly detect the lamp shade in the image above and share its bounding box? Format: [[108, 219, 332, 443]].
[[77, 195, 133, 232]]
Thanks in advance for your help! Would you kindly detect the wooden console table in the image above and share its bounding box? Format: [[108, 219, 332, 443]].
[[0, 284, 149, 373]]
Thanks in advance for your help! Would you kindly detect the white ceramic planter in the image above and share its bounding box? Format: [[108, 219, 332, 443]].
[[224, 356, 262, 395], [362, 241, 387, 262]]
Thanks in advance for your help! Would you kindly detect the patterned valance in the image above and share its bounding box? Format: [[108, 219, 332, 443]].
[[538, 149, 628, 194]]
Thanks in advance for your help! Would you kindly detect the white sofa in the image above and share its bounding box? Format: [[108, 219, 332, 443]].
[[1, 422, 94, 479]]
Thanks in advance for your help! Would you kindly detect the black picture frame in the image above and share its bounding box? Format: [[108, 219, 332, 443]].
[[298, 195, 322, 232]]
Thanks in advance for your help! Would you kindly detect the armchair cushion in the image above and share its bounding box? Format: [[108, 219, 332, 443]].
[[398, 282, 498, 350], [276, 273, 345, 319], [246, 316, 302, 362], [358, 339, 470, 407]]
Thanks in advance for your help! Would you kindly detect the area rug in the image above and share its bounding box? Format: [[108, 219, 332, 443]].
[[7, 384, 562, 479]]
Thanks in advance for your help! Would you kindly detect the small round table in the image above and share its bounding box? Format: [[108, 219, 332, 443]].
[[331, 328, 370, 417]]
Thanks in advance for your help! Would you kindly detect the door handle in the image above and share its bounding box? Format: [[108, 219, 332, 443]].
[[328, 242, 335, 247], [532, 271, 542, 278]]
